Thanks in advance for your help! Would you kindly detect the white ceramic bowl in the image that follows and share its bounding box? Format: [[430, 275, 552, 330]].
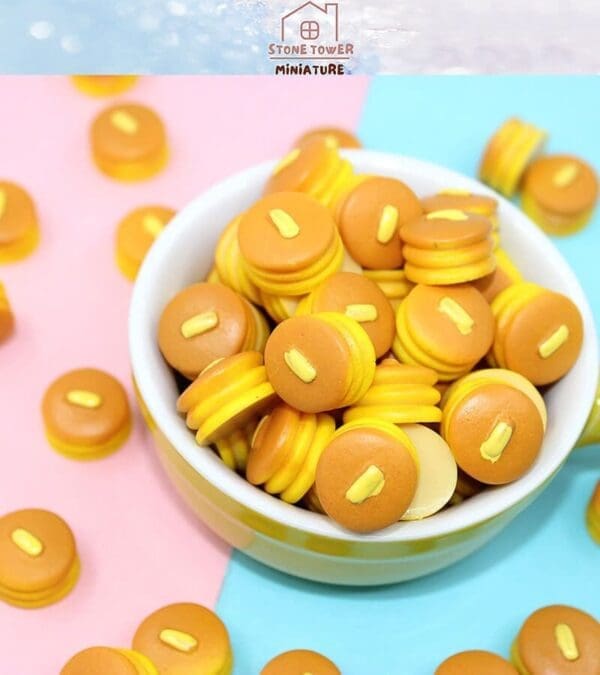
[[130, 150, 598, 585]]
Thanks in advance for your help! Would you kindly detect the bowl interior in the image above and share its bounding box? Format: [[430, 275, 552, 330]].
[[130, 149, 598, 543]]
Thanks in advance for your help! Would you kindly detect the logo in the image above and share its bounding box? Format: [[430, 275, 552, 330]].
[[268, 2, 354, 75]]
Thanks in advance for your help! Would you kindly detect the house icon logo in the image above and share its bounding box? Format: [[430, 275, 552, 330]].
[[281, 2, 340, 42]]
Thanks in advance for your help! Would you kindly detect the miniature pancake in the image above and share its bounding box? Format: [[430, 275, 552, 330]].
[[441, 371, 546, 484], [90, 103, 168, 181], [158, 282, 269, 380], [363, 268, 414, 311], [0, 508, 80, 607], [489, 282, 583, 385], [0, 282, 14, 343], [294, 126, 362, 150], [400, 424, 457, 520], [0, 180, 40, 263], [303, 485, 325, 514], [132, 602, 233, 675], [401, 210, 495, 285], [393, 284, 495, 381], [296, 272, 395, 358], [213, 420, 257, 473], [479, 117, 547, 197], [61, 646, 158, 675], [472, 248, 522, 303], [436, 650, 518, 674], [261, 648, 341, 675], [238, 192, 343, 296], [586, 481, 600, 545], [115, 205, 176, 280], [246, 403, 335, 504], [512, 605, 600, 675], [522, 155, 598, 235], [42, 368, 131, 460], [71, 75, 138, 97], [264, 136, 359, 209], [315, 419, 419, 533], [452, 469, 485, 504], [264, 313, 375, 413], [344, 358, 442, 425], [214, 215, 261, 305], [177, 351, 277, 444], [336, 176, 422, 270]]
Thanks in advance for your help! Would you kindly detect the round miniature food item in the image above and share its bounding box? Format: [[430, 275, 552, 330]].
[[512, 605, 600, 675], [90, 103, 168, 181], [344, 358, 442, 425], [401, 210, 495, 285], [71, 75, 138, 97], [401, 424, 457, 520], [0, 180, 40, 263], [0, 282, 14, 343], [115, 205, 175, 280], [479, 117, 547, 197], [132, 602, 233, 675], [158, 282, 269, 380], [42, 368, 131, 460], [336, 176, 422, 270], [61, 646, 158, 675], [294, 126, 361, 150], [177, 351, 277, 444], [0, 508, 80, 607], [436, 650, 517, 675], [247, 403, 335, 503], [214, 420, 257, 473], [264, 137, 358, 209], [238, 192, 343, 296], [490, 282, 583, 385], [315, 419, 419, 533], [296, 272, 395, 358], [264, 313, 375, 413], [393, 283, 494, 381], [522, 155, 598, 235], [586, 481, 600, 545], [261, 648, 341, 675], [441, 370, 546, 485]]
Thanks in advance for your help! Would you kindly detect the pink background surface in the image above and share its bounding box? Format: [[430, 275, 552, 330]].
[[0, 75, 369, 673]]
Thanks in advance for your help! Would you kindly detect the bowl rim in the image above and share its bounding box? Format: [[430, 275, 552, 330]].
[[130, 149, 598, 544]]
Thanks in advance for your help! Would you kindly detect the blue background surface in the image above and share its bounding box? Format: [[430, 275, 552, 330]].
[[216, 77, 600, 674]]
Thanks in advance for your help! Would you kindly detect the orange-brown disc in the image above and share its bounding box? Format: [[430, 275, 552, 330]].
[[309, 272, 395, 357], [0, 509, 77, 599], [436, 650, 517, 675], [132, 602, 232, 675], [336, 176, 422, 269], [158, 283, 251, 379], [0, 180, 37, 246], [246, 404, 300, 486], [421, 191, 498, 217], [523, 155, 598, 216], [315, 426, 418, 532], [61, 647, 141, 675], [401, 212, 491, 251], [238, 192, 336, 273], [261, 648, 341, 675], [501, 291, 583, 385], [265, 137, 337, 194], [403, 284, 494, 367], [90, 103, 166, 167], [42, 368, 130, 449], [444, 383, 544, 484], [295, 126, 361, 150], [472, 265, 514, 303], [264, 315, 352, 413], [515, 605, 600, 675]]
